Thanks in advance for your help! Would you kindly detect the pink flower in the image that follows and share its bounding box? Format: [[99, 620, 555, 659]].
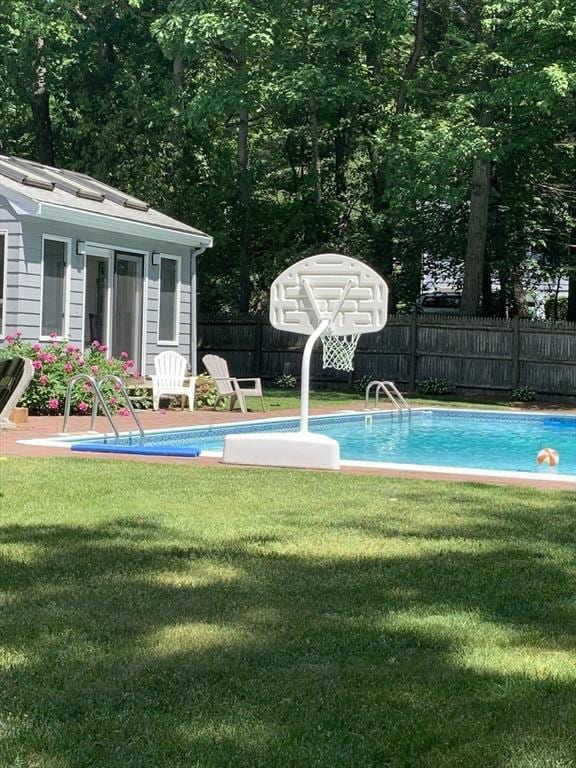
[[120, 351, 128, 359], [48, 398, 59, 410], [49, 331, 58, 339], [66, 344, 77, 353], [77, 358, 85, 367], [118, 407, 129, 417], [90, 365, 99, 374], [5, 334, 15, 344], [109, 396, 117, 406], [78, 401, 89, 413], [83, 382, 92, 392], [15, 331, 22, 338], [44, 353, 56, 364], [63, 362, 74, 374], [33, 360, 43, 370], [32, 343, 42, 352], [91, 340, 100, 348], [39, 374, 49, 386], [99, 345, 108, 353], [107, 358, 114, 365]]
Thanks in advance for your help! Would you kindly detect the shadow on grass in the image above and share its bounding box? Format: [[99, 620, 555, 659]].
[[1, 517, 575, 768]]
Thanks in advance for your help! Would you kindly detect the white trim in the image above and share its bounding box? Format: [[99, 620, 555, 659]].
[[0, 188, 41, 216], [0, 229, 7, 338], [141, 252, 149, 375], [39, 202, 213, 248], [39, 234, 71, 340], [157, 253, 181, 346]]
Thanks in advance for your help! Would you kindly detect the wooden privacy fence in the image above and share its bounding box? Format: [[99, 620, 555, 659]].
[[197, 313, 576, 397]]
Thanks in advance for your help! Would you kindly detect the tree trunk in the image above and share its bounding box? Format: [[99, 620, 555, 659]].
[[460, 157, 491, 315], [393, 0, 427, 130], [334, 114, 346, 198], [31, 37, 55, 166], [173, 54, 184, 88], [237, 104, 251, 312], [367, 0, 426, 305], [308, 95, 322, 205]]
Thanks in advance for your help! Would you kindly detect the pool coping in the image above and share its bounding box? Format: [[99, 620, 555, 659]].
[[17, 407, 576, 487]]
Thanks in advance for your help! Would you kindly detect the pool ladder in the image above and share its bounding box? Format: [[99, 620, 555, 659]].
[[364, 380, 411, 418], [61, 374, 145, 444]]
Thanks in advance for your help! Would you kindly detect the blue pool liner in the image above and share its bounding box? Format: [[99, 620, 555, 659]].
[[71, 443, 201, 457]]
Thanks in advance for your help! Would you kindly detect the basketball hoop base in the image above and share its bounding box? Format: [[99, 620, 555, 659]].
[[223, 432, 340, 471]]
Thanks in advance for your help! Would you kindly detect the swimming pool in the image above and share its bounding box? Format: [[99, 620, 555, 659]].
[[66, 409, 576, 481]]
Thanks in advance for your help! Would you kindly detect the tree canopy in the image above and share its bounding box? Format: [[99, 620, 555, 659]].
[[1, 0, 575, 318]]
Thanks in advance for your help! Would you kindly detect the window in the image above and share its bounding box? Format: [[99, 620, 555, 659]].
[[158, 256, 180, 343], [0, 233, 5, 335], [41, 237, 68, 337]]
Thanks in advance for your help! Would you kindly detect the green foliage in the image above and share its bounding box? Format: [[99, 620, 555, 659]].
[[0, 333, 143, 415], [274, 373, 297, 390], [416, 377, 454, 396], [544, 295, 568, 321], [510, 386, 537, 402], [0, 0, 574, 316], [194, 373, 218, 408], [352, 374, 376, 394]]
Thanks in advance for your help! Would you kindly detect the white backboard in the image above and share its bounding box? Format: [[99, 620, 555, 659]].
[[270, 253, 389, 336]]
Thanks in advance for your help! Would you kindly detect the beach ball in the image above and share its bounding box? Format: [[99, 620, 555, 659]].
[[536, 448, 560, 467]]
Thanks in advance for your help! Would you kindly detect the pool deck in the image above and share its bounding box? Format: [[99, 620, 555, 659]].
[[1, 406, 575, 491]]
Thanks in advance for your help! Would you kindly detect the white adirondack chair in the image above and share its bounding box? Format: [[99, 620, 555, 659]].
[[151, 351, 196, 411], [202, 354, 265, 414]]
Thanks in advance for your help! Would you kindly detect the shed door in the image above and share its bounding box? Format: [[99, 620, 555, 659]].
[[112, 252, 143, 367]]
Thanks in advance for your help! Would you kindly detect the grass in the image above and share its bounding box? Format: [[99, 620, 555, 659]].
[[262, 388, 566, 412], [1, 460, 575, 768]]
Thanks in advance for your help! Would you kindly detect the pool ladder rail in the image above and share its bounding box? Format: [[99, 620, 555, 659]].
[[364, 380, 412, 418], [61, 374, 145, 444]]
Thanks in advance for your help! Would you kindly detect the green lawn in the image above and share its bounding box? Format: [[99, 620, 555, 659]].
[[262, 389, 567, 413], [1, 460, 575, 768]]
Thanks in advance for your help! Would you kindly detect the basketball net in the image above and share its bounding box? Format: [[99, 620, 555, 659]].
[[321, 332, 360, 371]]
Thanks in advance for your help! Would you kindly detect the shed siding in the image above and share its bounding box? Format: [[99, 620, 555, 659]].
[[3, 214, 195, 374]]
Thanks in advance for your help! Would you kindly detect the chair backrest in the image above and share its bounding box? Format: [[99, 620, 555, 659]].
[[153, 351, 188, 386], [202, 354, 235, 396], [0, 357, 34, 429]]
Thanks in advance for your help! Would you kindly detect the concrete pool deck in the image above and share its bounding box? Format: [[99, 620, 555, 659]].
[[1, 405, 575, 491]]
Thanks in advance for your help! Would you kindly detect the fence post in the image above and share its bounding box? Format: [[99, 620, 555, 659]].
[[511, 315, 521, 390], [408, 312, 418, 392], [254, 312, 263, 376]]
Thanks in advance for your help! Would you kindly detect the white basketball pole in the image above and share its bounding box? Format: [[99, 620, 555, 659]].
[[300, 318, 329, 432], [299, 278, 354, 433]]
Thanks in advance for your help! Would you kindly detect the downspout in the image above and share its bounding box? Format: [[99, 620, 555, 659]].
[[189, 246, 206, 375]]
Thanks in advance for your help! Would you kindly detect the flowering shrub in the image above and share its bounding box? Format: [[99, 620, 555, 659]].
[[194, 374, 218, 408], [0, 331, 151, 415]]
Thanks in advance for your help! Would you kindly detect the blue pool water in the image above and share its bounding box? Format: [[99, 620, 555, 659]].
[[71, 409, 576, 476]]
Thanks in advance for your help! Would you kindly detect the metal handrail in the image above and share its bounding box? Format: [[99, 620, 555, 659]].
[[61, 374, 120, 437], [96, 374, 145, 444], [61, 374, 145, 443], [364, 379, 411, 417]]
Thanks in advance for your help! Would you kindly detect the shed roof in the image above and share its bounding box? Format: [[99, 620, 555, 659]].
[[0, 155, 212, 248]]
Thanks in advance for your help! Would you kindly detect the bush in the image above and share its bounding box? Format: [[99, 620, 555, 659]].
[[416, 377, 454, 396], [274, 373, 297, 390], [352, 374, 376, 394], [194, 373, 218, 408], [0, 332, 148, 415], [510, 386, 537, 402]]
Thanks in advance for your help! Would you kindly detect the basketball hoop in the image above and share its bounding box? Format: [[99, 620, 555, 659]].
[[321, 332, 360, 371]]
